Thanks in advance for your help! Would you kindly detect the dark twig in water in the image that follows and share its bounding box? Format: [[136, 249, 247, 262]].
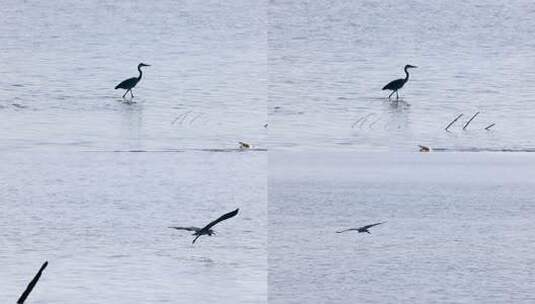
[[485, 123, 495, 130], [189, 113, 203, 125], [463, 112, 480, 130], [368, 116, 382, 129], [172, 111, 192, 125], [17, 261, 48, 304], [445, 114, 463, 132], [351, 113, 374, 128], [171, 114, 184, 125], [359, 113, 376, 129], [179, 111, 192, 125]]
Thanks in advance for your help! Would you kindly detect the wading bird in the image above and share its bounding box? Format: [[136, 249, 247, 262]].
[[239, 142, 252, 149], [115, 63, 150, 98], [169, 208, 239, 244], [336, 222, 385, 234], [382, 65, 417, 100]]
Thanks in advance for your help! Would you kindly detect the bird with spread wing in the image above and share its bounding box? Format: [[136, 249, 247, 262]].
[[169, 208, 239, 244], [336, 222, 386, 234]]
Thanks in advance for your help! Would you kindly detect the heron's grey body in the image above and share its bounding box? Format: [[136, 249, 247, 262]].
[[169, 226, 215, 235], [336, 222, 385, 234], [169, 208, 239, 244], [115, 63, 150, 98], [382, 65, 417, 100]]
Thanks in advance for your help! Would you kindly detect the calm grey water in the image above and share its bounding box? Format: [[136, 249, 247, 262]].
[[1, 2, 267, 302], [2, 1, 534, 303], [268, 0, 535, 151], [269, 152, 535, 303], [3, 1, 535, 152], [1, 151, 267, 304], [0, 0, 267, 152]]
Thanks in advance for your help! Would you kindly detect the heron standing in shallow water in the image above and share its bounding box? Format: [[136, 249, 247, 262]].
[[115, 63, 150, 99], [382, 64, 417, 100]]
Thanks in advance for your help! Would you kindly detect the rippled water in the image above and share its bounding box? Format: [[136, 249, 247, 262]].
[[2, 1, 534, 303], [269, 151, 535, 303], [0, 0, 267, 152], [268, 0, 535, 151], [1, 151, 267, 304]]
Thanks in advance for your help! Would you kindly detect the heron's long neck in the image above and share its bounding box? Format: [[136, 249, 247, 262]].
[[137, 66, 143, 81], [404, 67, 410, 82]]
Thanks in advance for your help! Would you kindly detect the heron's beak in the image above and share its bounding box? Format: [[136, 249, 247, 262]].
[[410, 65, 417, 68]]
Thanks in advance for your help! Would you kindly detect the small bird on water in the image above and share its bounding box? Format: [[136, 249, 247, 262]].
[[169, 208, 239, 244], [115, 63, 150, 99], [382, 65, 417, 100], [418, 145, 431, 152], [239, 142, 252, 149], [336, 222, 386, 234]]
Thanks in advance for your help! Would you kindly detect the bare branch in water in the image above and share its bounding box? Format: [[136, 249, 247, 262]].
[[463, 112, 480, 130], [172, 111, 192, 125], [351, 113, 374, 129], [485, 123, 495, 130], [189, 113, 203, 125], [17, 261, 48, 304], [445, 114, 463, 132]]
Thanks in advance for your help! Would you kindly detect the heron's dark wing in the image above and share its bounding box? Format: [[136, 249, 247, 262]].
[[199, 208, 239, 233], [336, 228, 358, 233], [382, 78, 404, 90], [168, 226, 201, 232], [115, 77, 138, 89], [360, 222, 386, 230]]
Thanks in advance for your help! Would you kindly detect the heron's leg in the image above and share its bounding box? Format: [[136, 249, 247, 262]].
[[130, 89, 134, 98], [122, 90, 128, 98], [388, 91, 395, 99], [396, 91, 399, 100]]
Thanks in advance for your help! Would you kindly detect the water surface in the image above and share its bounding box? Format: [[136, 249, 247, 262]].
[[268, 0, 535, 151], [269, 152, 535, 303], [0, 0, 267, 152], [1, 151, 267, 304]]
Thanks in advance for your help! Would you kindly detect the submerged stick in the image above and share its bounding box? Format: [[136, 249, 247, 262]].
[[189, 113, 203, 125], [484, 123, 495, 130], [351, 113, 374, 128], [463, 112, 480, 130], [171, 110, 192, 125], [17, 261, 48, 304], [445, 114, 463, 131]]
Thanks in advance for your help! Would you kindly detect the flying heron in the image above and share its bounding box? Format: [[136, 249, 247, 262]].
[[169, 208, 239, 244], [336, 222, 386, 234], [115, 63, 150, 98], [382, 65, 417, 100]]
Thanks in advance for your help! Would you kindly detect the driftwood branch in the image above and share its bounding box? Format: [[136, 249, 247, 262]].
[[463, 112, 480, 130], [484, 123, 495, 130], [352, 113, 374, 129], [171, 111, 192, 125], [17, 261, 48, 304], [445, 114, 463, 131]]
